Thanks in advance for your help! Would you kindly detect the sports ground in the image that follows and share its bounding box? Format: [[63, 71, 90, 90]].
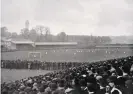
[[1, 48, 133, 62], [1, 48, 133, 83]]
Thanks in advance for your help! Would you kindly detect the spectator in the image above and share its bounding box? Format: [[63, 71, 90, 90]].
[[107, 76, 122, 94]]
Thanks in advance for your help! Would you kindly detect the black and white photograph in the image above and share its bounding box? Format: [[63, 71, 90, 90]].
[[1, 0, 133, 94]]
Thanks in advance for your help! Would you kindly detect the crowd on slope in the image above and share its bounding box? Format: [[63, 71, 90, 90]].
[[1, 56, 133, 94], [1, 60, 83, 70]]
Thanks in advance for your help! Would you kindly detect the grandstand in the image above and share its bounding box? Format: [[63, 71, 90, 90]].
[[11, 39, 34, 50], [96, 43, 133, 48], [1, 38, 78, 51], [35, 42, 78, 49], [1, 37, 15, 51]]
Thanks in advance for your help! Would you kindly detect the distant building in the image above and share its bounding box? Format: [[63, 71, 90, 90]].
[[1, 37, 14, 51], [34, 42, 78, 49], [1, 38, 34, 51], [96, 43, 133, 49], [1, 38, 78, 51], [11, 38, 34, 50]]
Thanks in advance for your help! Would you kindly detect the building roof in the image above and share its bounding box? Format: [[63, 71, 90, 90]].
[[11, 38, 34, 44], [96, 43, 133, 48], [12, 41, 34, 44], [1, 37, 10, 41], [35, 42, 78, 46], [1, 37, 78, 46]]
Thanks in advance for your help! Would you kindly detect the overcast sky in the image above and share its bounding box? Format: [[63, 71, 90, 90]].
[[1, 0, 133, 36]]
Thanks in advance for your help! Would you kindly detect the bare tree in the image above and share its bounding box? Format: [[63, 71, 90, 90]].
[[29, 28, 39, 42], [20, 28, 30, 39], [35, 25, 45, 41], [45, 27, 52, 41], [1, 27, 11, 38], [35, 25, 45, 35], [35, 26, 53, 42], [57, 32, 67, 42], [11, 32, 18, 38]]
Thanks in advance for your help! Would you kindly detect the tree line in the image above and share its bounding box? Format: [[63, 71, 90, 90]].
[[1, 26, 112, 44]]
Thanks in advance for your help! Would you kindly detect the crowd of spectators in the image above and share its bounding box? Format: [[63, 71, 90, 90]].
[[1, 60, 82, 70], [1, 56, 133, 94]]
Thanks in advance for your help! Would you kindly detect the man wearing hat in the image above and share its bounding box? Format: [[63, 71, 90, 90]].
[[44, 83, 58, 94], [56, 79, 65, 94], [96, 75, 106, 94], [79, 79, 88, 94], [117, 77, 127, 94], [107, 76, 122, 94]]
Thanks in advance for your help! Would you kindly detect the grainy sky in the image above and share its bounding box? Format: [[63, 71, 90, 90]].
[[1, 0, 133, 36]]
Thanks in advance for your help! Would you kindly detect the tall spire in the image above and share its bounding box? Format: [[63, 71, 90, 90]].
[[25, 20, 29, 30]]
